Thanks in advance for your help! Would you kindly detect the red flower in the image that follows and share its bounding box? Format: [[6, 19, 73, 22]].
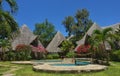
[[15, 44, 30, 51], [76, 44, 90, 54], [31, 45, 46, 53]]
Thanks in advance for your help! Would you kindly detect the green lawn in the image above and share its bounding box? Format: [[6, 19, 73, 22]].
[[0, 61, 120, 76]]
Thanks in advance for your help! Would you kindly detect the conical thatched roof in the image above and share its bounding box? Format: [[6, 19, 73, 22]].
[[11, 24, 38, 50], [67, 35, 74, 40], [75, 23, 102, 51], [76, 23, 101, 45], [46, 31, 66, 53], [103, 23, 120, 50], [102, 23, 120, 32]]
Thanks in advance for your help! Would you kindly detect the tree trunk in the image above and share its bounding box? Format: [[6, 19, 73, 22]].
[[103, 41, 109, 65], [2, 48, 5, 61]]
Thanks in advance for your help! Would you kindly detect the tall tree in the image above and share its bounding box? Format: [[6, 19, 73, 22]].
[[75, 9, 92, 33], [62, 9, 93, 39], [0, 0, 18, 60], [62, 16, 75, 36], [62, 9, 93, 46], [34, 19, 56, 47]]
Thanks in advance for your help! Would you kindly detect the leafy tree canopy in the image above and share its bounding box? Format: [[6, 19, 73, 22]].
[[34, 19, 56, 47], [0, 10, 18, 39], [62, 9, 93, 41], [60, 40, 74, 56], [0, 0, 18, 39]]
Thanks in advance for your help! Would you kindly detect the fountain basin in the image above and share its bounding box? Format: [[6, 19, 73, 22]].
[[33, 62, 108, 73]]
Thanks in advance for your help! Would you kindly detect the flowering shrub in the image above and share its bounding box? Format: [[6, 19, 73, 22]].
[[31, 45, 46, 53], [76, 44, 90, 54], [15, 44, 32, 60], [16, 44, 31, 51], [31, 45, 47, 59]]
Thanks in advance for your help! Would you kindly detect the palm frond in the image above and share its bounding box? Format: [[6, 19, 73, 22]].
[[103, 27, 113, 35], [6, 0, 18, 13], [106, 40, 114, 49], [93, 29, 102, 35], [0, 10, 18, 32]]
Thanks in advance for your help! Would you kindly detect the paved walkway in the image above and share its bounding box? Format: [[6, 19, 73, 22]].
[[2, 66, 22, 76]]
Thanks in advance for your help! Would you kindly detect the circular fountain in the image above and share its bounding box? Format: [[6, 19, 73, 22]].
[[33, 58, 108, 73]]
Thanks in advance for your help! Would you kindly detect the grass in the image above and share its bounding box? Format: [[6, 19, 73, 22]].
[[0, 61, 120, 76], [0, 66, 10, 75], [0, 62, 11, 75]]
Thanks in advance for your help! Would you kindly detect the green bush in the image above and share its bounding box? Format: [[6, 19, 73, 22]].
[[46, 54, 53, 59], [46, 53, 59, 59], [52, 54, 59, 59], [5, 51, 16, 61], [66, 51, 76, 58], [111, 50, 120, 61], [60, 40, 74, 56], [15, 44, 32, 60]]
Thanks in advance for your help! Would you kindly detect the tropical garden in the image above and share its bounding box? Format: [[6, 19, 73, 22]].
[[0, 0, 120, 76]]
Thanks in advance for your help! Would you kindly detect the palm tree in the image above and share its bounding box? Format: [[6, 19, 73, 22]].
[[88, 34, 102, 63], [0, 0, 18, 60], [93, 28, 113, 48], [89, 28, 113, 65], [62, 16, 75, 36], [0, 39, 10, 60], [0, 0, 18, 13], [0, 0, 18, 39], [0, 10, 19, 39]]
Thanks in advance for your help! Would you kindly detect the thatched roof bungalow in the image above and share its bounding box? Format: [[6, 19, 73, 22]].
[[75, 23, 102, 51], [102, 23, 120, 50], [46, 31, 66, 53], [11, 24, 43, 50], [102, 23, 120, 32], [75, 23, 120, 51]]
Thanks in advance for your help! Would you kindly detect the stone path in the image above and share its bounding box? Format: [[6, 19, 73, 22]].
[[2, 66, 22, 76]]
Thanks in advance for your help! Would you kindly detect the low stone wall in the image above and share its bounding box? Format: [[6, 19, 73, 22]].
[[11, 61, 43, 65], [33, 63, 108, 73], [11, 61, 32, 65], [62, 58, 75, 64]]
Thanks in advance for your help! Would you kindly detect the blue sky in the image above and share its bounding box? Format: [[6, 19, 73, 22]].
[[13, 0, 120, 36]]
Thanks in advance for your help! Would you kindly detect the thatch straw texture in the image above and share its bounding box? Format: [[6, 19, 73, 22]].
[[46, 31, 65, 53], [102, 23, 120, 32], [11, 24, 37, 50], [75, 23, 102, 51], [77, 23, 101, 45]]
